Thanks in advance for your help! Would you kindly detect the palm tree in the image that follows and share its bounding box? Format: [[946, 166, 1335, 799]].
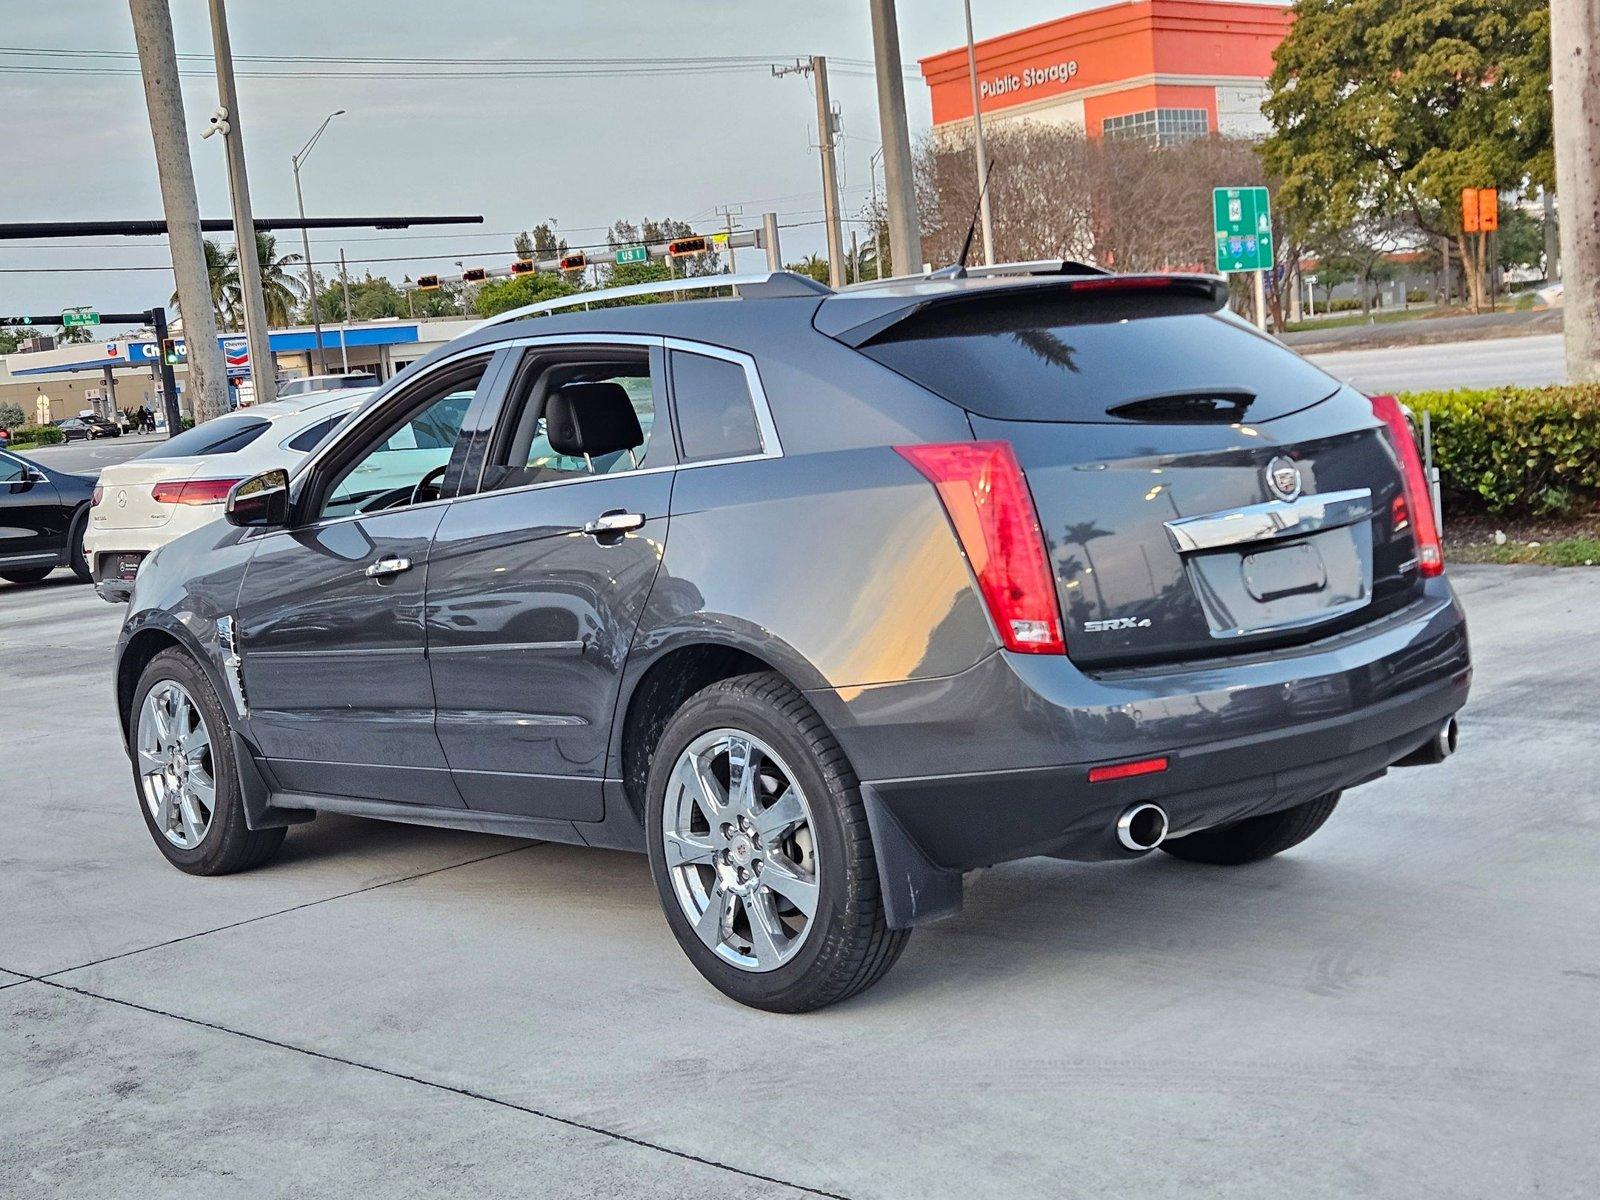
[[173, 239, 239, 329], [244, 233, 305, 327]]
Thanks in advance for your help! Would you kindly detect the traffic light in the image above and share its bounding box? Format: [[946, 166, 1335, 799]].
[[461, 267, 488, 283], [416, 274, 441, 291], [558, 252, 587, 273], [509, 259, 537, 276], [161, 338, 184, 366], [667, 236, 709, 258]]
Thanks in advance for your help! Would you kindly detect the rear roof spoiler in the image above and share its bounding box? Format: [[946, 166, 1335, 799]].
[[817, 272, 1230, 347]]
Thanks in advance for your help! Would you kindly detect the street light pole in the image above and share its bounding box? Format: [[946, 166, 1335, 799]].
[[292, 109, 343, 377], [206, 0, 276, 406], [962, 0, 995, 266]]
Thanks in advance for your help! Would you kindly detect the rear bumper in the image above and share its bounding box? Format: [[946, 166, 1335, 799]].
[[806, 577, 1470, 921]]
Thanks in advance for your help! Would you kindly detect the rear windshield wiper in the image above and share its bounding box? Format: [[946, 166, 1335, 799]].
[[1104, 390, 1256, 422]]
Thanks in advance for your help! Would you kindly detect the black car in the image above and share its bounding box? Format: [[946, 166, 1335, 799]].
[[56, 418, 94, 442], [0, 448, 94, 583], [112, 264, 1470, 1011]]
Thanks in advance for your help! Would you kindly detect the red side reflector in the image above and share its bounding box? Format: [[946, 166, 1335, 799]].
[[1088, 756, 1169, 784], [152, 478, 243, 506], [1368, 394, 1443, 576], [896, 440, 1066, 655]]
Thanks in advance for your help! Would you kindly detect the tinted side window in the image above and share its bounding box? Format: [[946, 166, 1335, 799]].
[[671, 351, 764, 462], [285, 414, 347, 453], [0, 454, 24, 482]]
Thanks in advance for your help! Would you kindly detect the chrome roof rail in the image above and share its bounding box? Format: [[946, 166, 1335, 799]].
[[470, 270, 831, 332], [839, 259, 1110, 290]]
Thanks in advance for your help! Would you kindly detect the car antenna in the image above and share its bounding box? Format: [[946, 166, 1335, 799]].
[[955, 159, 996, 273]]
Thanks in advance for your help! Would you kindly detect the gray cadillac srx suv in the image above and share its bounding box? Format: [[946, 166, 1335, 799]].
[[113, 264, 1470, 1011]]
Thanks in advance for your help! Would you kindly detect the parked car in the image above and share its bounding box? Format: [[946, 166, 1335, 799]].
[[276, 373, 379, 399], [56, 418, 94, 442], [112, 264, 1470, 1012], [86, 390, 371, 600], [0, 448, 94, 583], [0, 428, 9, 449]]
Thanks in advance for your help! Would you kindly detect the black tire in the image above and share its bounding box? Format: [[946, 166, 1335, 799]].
[[67, 505, 91, 582], [1160, 792, 1341, 866], [645, 671, 909, 1013], [0, 567, 52, 584], [131, 648, 286, 875]]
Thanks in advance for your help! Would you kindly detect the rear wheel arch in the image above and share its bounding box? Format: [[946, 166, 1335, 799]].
[[618, 641, 806, 819]]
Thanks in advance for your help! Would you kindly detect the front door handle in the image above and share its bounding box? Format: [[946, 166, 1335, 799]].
[[365, 555, 412, 579], [582, 511, 646, 537]]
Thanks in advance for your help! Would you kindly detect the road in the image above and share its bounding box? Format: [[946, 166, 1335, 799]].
[[18, 431, 165, 476], [1, 565, 1595, 1198], [1307, 333, 1565, 393]]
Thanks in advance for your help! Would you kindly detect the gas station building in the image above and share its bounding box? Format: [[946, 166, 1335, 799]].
[[919, 0, 1291, 144]]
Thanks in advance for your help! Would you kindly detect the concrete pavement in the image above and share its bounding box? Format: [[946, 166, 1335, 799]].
[[1, 568, 1597, 1198], [18, 431, 165, 476]]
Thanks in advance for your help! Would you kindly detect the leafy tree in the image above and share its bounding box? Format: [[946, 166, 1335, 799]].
[[248, 233, 306, 326], [1262, 0, 1551, 312], [473, 270, 578, 318], [0, 401, 26, 427], [785, 254, 830, 284], [0, 329, 25, 355], [514, 221, 565, 263], [317, 273, 409, 322], [1496, 202, 1545, 272]]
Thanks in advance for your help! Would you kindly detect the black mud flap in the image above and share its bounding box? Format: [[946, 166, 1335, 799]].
[[860, 783, 963, 929], [231, 730, 316, 830]]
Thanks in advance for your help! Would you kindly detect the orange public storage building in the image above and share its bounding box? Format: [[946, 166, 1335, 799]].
[[920, 0, 1291, 144]]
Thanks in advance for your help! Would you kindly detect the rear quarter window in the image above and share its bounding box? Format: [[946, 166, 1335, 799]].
[[670, 351, 765, 462], [858, 297, 1339, 423]]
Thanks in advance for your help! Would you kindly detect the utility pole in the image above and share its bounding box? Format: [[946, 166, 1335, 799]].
[[1552, 0, 1599, 381], [128, 0, 228, 424], [869, 0, 923, 276], [761, 211, 782, 271], [716, 203, 743, 274], [1543, 186, 1561, 283], [205, 0, 276, 406], [962, 0, 995, 265], [773, 58, 846, 288]]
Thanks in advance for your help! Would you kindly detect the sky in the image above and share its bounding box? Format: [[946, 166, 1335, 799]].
[[0, 0, 1138, 329]]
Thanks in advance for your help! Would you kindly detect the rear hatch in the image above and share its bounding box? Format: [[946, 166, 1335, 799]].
[[90, 412, 274, 532], [840, 278, 1426, 669], [91, 459, 199, 531]]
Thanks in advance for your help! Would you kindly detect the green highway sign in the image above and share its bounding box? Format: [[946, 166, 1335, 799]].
[[614, 245, 649, 265], [62, 308, 101, 327], [1213, 186, 1272, 274]]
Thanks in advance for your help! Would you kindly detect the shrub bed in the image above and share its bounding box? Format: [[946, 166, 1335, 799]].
[[1399, 385, 1600, 515], [9, 424, 64, 447]]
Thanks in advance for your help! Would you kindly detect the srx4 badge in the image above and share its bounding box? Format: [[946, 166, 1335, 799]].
[[1083, 617, 1153, 632]]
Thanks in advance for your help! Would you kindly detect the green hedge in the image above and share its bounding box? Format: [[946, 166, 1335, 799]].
[[9, 424, 64, 446], [1399, 385, 1600, 515]]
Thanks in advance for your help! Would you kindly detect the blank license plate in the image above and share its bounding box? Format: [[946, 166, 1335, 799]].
[[1241, 542, 1327, 601], [115, 553, 145, 582]]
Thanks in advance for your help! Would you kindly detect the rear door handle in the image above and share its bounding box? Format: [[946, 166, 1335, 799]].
[[365, 555, 412, 579], [582, 511, 646, 537]]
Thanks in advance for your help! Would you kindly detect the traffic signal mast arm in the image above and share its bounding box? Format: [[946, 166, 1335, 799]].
[[404, 227, 763, 290]]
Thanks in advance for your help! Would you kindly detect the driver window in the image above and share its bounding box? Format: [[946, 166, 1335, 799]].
[[320, 361, 486, 520], [0, 455, 24, 483]]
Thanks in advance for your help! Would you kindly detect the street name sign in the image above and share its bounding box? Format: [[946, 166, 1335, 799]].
[[62, 308, 100, 327], [1213, 187, 1273, 274]]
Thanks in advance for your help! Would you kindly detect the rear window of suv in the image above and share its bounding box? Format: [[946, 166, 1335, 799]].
[[857, 293, 1340, 423], [140, 414, 270, 459]]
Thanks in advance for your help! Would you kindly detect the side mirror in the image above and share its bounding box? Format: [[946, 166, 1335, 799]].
[[226, 468, 290, 528]]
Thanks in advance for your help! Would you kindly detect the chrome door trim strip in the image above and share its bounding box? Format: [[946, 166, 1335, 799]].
[[1164, 487, 1373, 553]]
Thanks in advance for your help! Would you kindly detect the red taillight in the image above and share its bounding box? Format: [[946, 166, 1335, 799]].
[[896, 440, 1066, 655], [1368, 394, 1442, 576], [151, 478, 242, 506], [91, 485, 103, 507], [1088, 756, 1169, 783]]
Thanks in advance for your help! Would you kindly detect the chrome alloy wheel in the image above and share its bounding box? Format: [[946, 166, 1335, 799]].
[[136, 680, 216, 850], [662, 728, 820, 972]]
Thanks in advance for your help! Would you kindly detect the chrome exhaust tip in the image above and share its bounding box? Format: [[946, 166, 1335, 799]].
[[1434, 717, 1458, 760], [1116, 803, 1169, 852]]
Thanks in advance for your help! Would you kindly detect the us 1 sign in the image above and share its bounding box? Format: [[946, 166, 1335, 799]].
[[614, 246, 648, 265], [1213, 187, 1273, 274]]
